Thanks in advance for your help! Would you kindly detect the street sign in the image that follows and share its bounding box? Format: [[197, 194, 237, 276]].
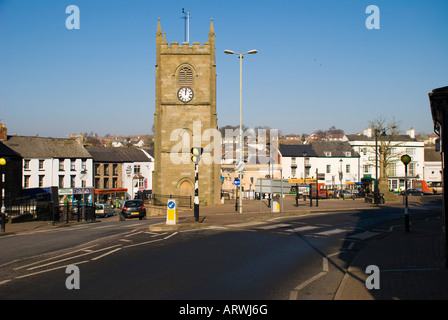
[[254, 179, 291, 193], [234, 178, 240, 186], [166, 199, 178, 225], [236, 161, 245, 172]]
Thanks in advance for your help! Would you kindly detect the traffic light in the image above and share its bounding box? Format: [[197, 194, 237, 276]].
[[191, 147, 203, 164]]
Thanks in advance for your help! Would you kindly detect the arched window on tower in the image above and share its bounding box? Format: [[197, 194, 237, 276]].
[[178, 66, 193, 86]]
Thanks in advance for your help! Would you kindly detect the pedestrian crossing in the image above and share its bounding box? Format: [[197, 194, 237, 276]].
[[225, 221, 380, 240]]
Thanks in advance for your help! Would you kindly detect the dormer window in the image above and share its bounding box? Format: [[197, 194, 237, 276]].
[[324, 151, 332, 157]]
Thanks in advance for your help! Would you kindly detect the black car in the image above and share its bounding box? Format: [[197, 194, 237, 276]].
[[401, 189, 422, 196], [120, 200, 147, 220]]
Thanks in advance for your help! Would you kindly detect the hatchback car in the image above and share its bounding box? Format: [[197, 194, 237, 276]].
[[95, 203, 115, 218], [401, 189, 422, 196], [120, 200, 147, 220]]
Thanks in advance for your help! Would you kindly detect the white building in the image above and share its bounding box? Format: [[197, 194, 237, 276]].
[[121, 149, 154, 199], [279, 141, 360, 188], [347, 128, 425, 191], [424, 148, 442, 183], [5, 135, 94, 202]]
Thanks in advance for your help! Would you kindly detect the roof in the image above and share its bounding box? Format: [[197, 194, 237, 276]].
[[425, 148, 442, 162], [5, 136, 92, 158], [279, 144, 316, 157], [279, 142, 358, 158], [0, 141, 22, 159], [346, 134, 417, 142], [85, 146, 151, 163], [310, 141, 359, 157]]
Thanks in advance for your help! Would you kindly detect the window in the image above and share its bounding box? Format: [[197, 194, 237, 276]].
[[70, 159, 76, 171], [113, 164, 118, 176], [94, 178, 100, 189], [24, 159, 30, 170], [24, 176, 30, 188], [134, 165, 141, 174], [104, 164, 109, 176], [178, 66, 193, 86], [291, 157, 296, 164], [346, 164, 351, 173], [95, 164, 100, 176], [70, 175, 76, 188], [39, 175, 44, 187], [406, 148, 416, 155], [104, 178, 109, 189], [363, 165, 370, 173], [324, 151, 332, 157], [59, 176, 64, 188], [113, 178, 118, 188], [291, 167, 296, 178], [82, 159, 87, 170], [59, 159, 65, 171], [39, 160, 45, 171], [409, 163, 415, 176], [326, 165, 331, 174], [387, 163, 397, 177], [344, 152, 351, 157]]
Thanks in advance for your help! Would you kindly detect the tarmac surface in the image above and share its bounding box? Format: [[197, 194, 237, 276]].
[[1, 195, 448, 300]]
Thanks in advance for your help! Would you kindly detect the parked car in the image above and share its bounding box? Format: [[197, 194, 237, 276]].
[[339, 190, 357, 199], [95, 203, 115, 218], [401, 189, 422, 196], [120, 200, 147, 220]]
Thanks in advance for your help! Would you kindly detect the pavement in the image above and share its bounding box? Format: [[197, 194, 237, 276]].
[[1, 195, 448, 300]]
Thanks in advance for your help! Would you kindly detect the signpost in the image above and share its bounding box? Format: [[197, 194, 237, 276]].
[[234, 178, 240, 212], [166, 199, 178, 225]]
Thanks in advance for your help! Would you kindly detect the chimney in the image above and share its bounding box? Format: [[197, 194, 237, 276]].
[[406, 127, 415, 139], [0, 123, 7, 141], [363, 128, 372, 138]]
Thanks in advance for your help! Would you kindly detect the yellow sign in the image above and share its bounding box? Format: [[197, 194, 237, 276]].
[[288, 178, 317, 184], [166, 199, 178, 225]]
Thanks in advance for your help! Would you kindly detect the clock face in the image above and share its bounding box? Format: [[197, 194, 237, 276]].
[[177, 87, 194, 103]]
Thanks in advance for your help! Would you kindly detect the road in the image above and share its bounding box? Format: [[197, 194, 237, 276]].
[[0, 196, 441, 300]]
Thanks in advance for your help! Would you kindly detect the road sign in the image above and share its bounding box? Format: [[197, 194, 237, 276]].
[[234, 178, 240, 186], [236, 161, 245, 172], [166, 199, 178, 225], [254, 179, 291, 193]]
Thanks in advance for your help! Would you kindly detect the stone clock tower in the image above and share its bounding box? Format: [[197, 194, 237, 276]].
[[152, 18, 221, 205]]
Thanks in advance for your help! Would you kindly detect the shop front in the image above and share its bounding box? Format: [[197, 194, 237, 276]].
[[94, 188, 127, 207]]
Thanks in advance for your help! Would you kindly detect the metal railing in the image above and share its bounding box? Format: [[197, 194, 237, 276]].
[[151, 194, 192, 208]]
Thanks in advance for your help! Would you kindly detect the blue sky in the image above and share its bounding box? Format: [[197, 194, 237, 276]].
[[1, 0, 447, 138]]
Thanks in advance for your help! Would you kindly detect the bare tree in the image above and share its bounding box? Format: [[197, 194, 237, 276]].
[[368, 117, 404, 188]]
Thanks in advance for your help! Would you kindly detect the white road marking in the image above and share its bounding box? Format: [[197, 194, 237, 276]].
[[91, 248, 122, 261], [257, 223, 291, 230], [288, 226, 320, 232], [226, 221, 267, 228], [315, 228, 351, 236]]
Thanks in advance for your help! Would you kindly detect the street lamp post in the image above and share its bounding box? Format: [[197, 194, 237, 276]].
[[224, 49, 257, 214], [0, 157, 6, 232], [401, 154, 412, 233], [339, 159, 343, 197]]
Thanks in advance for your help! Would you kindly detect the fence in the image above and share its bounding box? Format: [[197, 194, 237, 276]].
[[55, 203, 96, 223], [4, 196, 37, 216], [151, 194, 192, 208]]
